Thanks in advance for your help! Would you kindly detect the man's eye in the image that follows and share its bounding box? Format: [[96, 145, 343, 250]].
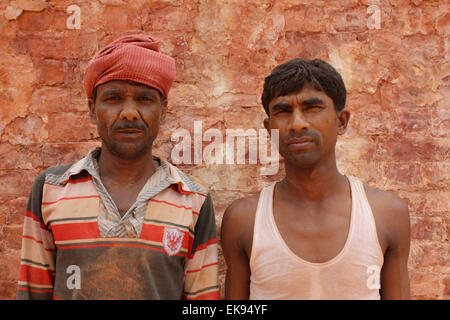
[[105, 96, 120, 101], [138, 96, 154, 102], [274, 109, 290, 115], [305, 105, 321, 111]]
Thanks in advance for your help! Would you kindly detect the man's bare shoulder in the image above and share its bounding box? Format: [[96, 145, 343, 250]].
[[224, 193, 260, 221], [221, 192, 261, 255], [364, 184, 409, 217], [363, 184, 410, 248]]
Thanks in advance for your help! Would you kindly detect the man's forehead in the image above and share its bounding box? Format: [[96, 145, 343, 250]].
[[97, 80, 160, 94]]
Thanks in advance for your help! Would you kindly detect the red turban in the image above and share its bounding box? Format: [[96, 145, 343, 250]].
[[83, 34, 176, 99]]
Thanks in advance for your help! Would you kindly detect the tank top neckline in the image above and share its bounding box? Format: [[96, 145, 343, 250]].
[[267, 175, 356, 268]]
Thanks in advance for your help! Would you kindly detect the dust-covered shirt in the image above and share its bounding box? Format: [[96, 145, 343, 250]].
[[17, 148, 219, 300]]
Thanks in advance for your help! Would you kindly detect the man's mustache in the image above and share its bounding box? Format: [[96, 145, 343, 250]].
[[282, 131, 320, 143], [112, 122, 147, 131]]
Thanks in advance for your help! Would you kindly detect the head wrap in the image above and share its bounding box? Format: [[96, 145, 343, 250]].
[[83, 34, 176, 99]]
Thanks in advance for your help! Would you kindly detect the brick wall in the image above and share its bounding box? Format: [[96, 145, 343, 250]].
[[0, 0, 448, 299]]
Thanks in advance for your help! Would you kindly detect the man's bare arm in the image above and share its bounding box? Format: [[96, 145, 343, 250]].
[[368, 188, 411, 299], [221, 196, 258, 300], [380, 194, 411, 299]]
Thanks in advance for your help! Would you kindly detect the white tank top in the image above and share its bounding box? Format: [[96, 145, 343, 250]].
[[249, 176, 384, 300]]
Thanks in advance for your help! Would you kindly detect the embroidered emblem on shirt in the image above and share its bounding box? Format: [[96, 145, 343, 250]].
[[163, 227, 185, 256]]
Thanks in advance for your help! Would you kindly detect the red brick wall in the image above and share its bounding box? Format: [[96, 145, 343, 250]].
[[0, 0, 448, 299]]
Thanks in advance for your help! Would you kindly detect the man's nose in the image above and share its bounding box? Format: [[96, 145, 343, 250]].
[[119, 97, 140, 121], [288, 108, 309, 132]]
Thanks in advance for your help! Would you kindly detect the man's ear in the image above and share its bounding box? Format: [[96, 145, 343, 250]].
[[337, 108, 350, 135], [264, 117, 270, 133], [88, 99, 97, 124], [160, 98, 168, 122]]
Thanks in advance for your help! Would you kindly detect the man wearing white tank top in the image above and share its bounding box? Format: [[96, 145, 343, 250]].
[[221, 58, 411, 300]]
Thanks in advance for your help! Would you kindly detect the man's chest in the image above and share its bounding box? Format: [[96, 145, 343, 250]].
[[272, 199, 352, 264], [105, 184, 144, 217]]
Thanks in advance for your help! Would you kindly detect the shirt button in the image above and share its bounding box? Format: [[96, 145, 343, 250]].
[[125, 224, 136, 237]]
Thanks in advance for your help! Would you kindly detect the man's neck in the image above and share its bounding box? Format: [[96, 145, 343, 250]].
[[97, 147, 157, 186], [279, 156, 347, 203]]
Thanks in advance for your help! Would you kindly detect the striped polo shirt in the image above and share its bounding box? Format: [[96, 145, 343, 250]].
[[17, 148, 219, 300]]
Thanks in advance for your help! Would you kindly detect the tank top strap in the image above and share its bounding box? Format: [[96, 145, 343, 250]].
[[347, 176, 372, 215], [346, 176, 384, 259], [347, 175, 363, 216], [250, 182, 276, 268]]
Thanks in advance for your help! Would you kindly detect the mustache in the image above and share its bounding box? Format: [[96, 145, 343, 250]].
[[112, 122, 147, 131], [282, 131, 320, 142]]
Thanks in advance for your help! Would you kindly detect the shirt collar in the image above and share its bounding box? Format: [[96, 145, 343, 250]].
[[63, 147, 192, 193]]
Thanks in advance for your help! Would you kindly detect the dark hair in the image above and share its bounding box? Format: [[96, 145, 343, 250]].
[[261, 58, 346, 115]]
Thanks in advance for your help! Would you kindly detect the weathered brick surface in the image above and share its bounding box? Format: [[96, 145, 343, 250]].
[[0, 0, 448, 300]]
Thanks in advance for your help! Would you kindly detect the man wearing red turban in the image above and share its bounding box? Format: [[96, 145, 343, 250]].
[[17, 34, 220, 300]]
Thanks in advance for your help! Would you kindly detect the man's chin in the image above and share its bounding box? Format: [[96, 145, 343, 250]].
[[105, 142, 153, 160], [283, 153, 321, 169]]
